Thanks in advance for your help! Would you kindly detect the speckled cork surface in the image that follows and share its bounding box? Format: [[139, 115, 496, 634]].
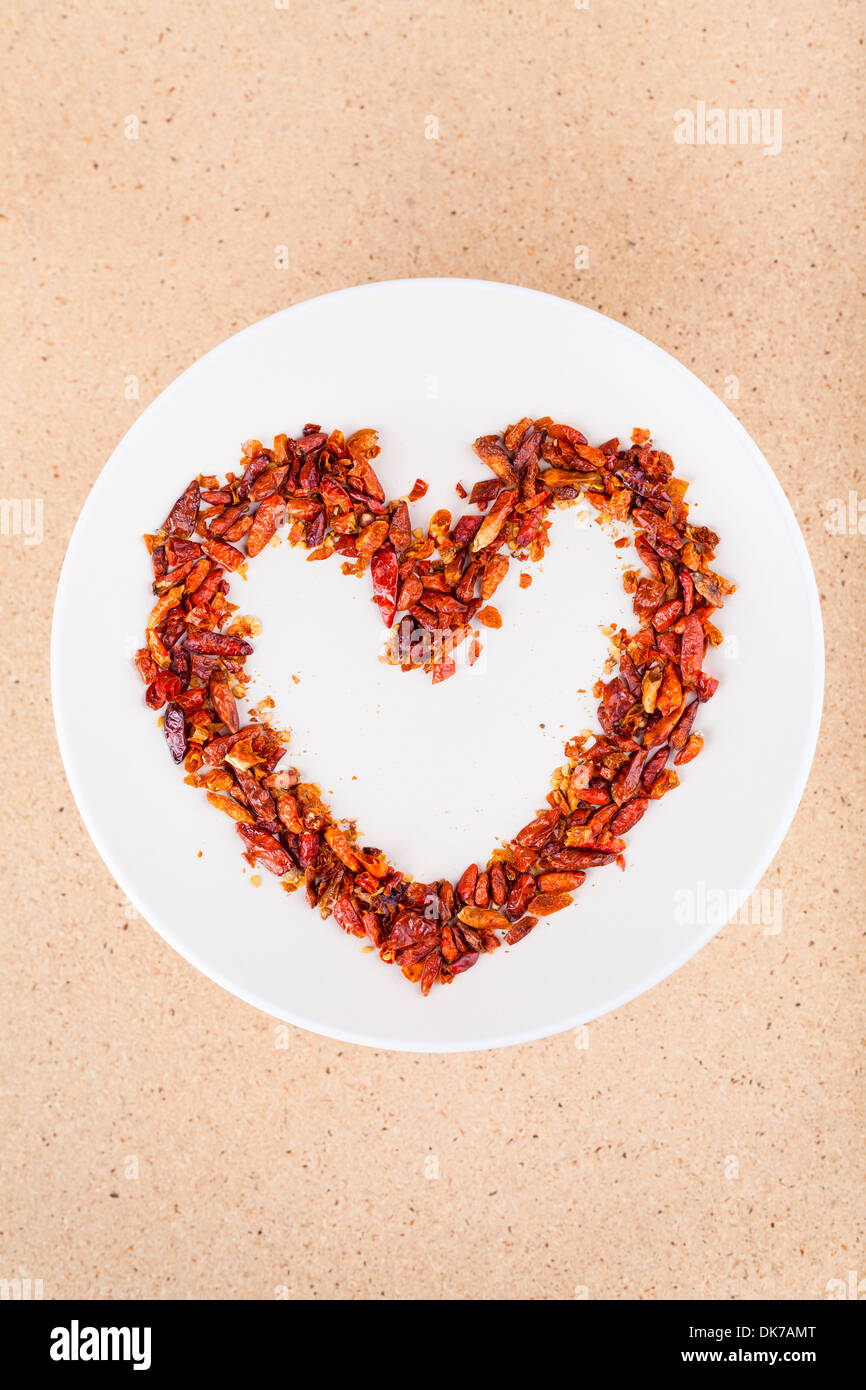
[[2, 0, 863, 1301]]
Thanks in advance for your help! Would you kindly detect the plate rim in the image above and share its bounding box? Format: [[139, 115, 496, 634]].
[[50, 277, 826, 1052]]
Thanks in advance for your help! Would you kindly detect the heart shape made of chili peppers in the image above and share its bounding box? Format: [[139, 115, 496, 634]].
[[135, 419, 733, 995]]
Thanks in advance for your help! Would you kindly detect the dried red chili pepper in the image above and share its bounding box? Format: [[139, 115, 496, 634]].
[[674, 733, 704, 765], [184, 632, 253, 658], [208, 671, 240, 733], [504, 916, 538, 946], [163, 480, 200, 538], [145, 670, 182, 710], [679, 611, 704, 684], [610, 797, 649, 835], [370, 543, 399, 627], [236, 823, 293, 875], [246, 495, 286, 557], [163, 701, 188, 764], [695, 671, 719, 701], [135, 648, 159, 684], [527, 891, 573, 916]]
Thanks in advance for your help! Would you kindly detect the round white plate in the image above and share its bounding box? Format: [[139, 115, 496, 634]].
[[51, 279, 823, 1052]]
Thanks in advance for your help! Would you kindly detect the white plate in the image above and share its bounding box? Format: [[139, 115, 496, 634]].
[[51, 279, 824, 1052]]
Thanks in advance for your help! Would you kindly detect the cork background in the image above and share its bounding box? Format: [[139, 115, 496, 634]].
[[2, 0, 863, 1301]]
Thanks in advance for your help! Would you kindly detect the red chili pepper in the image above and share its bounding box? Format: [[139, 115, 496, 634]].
[[370, 543, 398, 627]]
